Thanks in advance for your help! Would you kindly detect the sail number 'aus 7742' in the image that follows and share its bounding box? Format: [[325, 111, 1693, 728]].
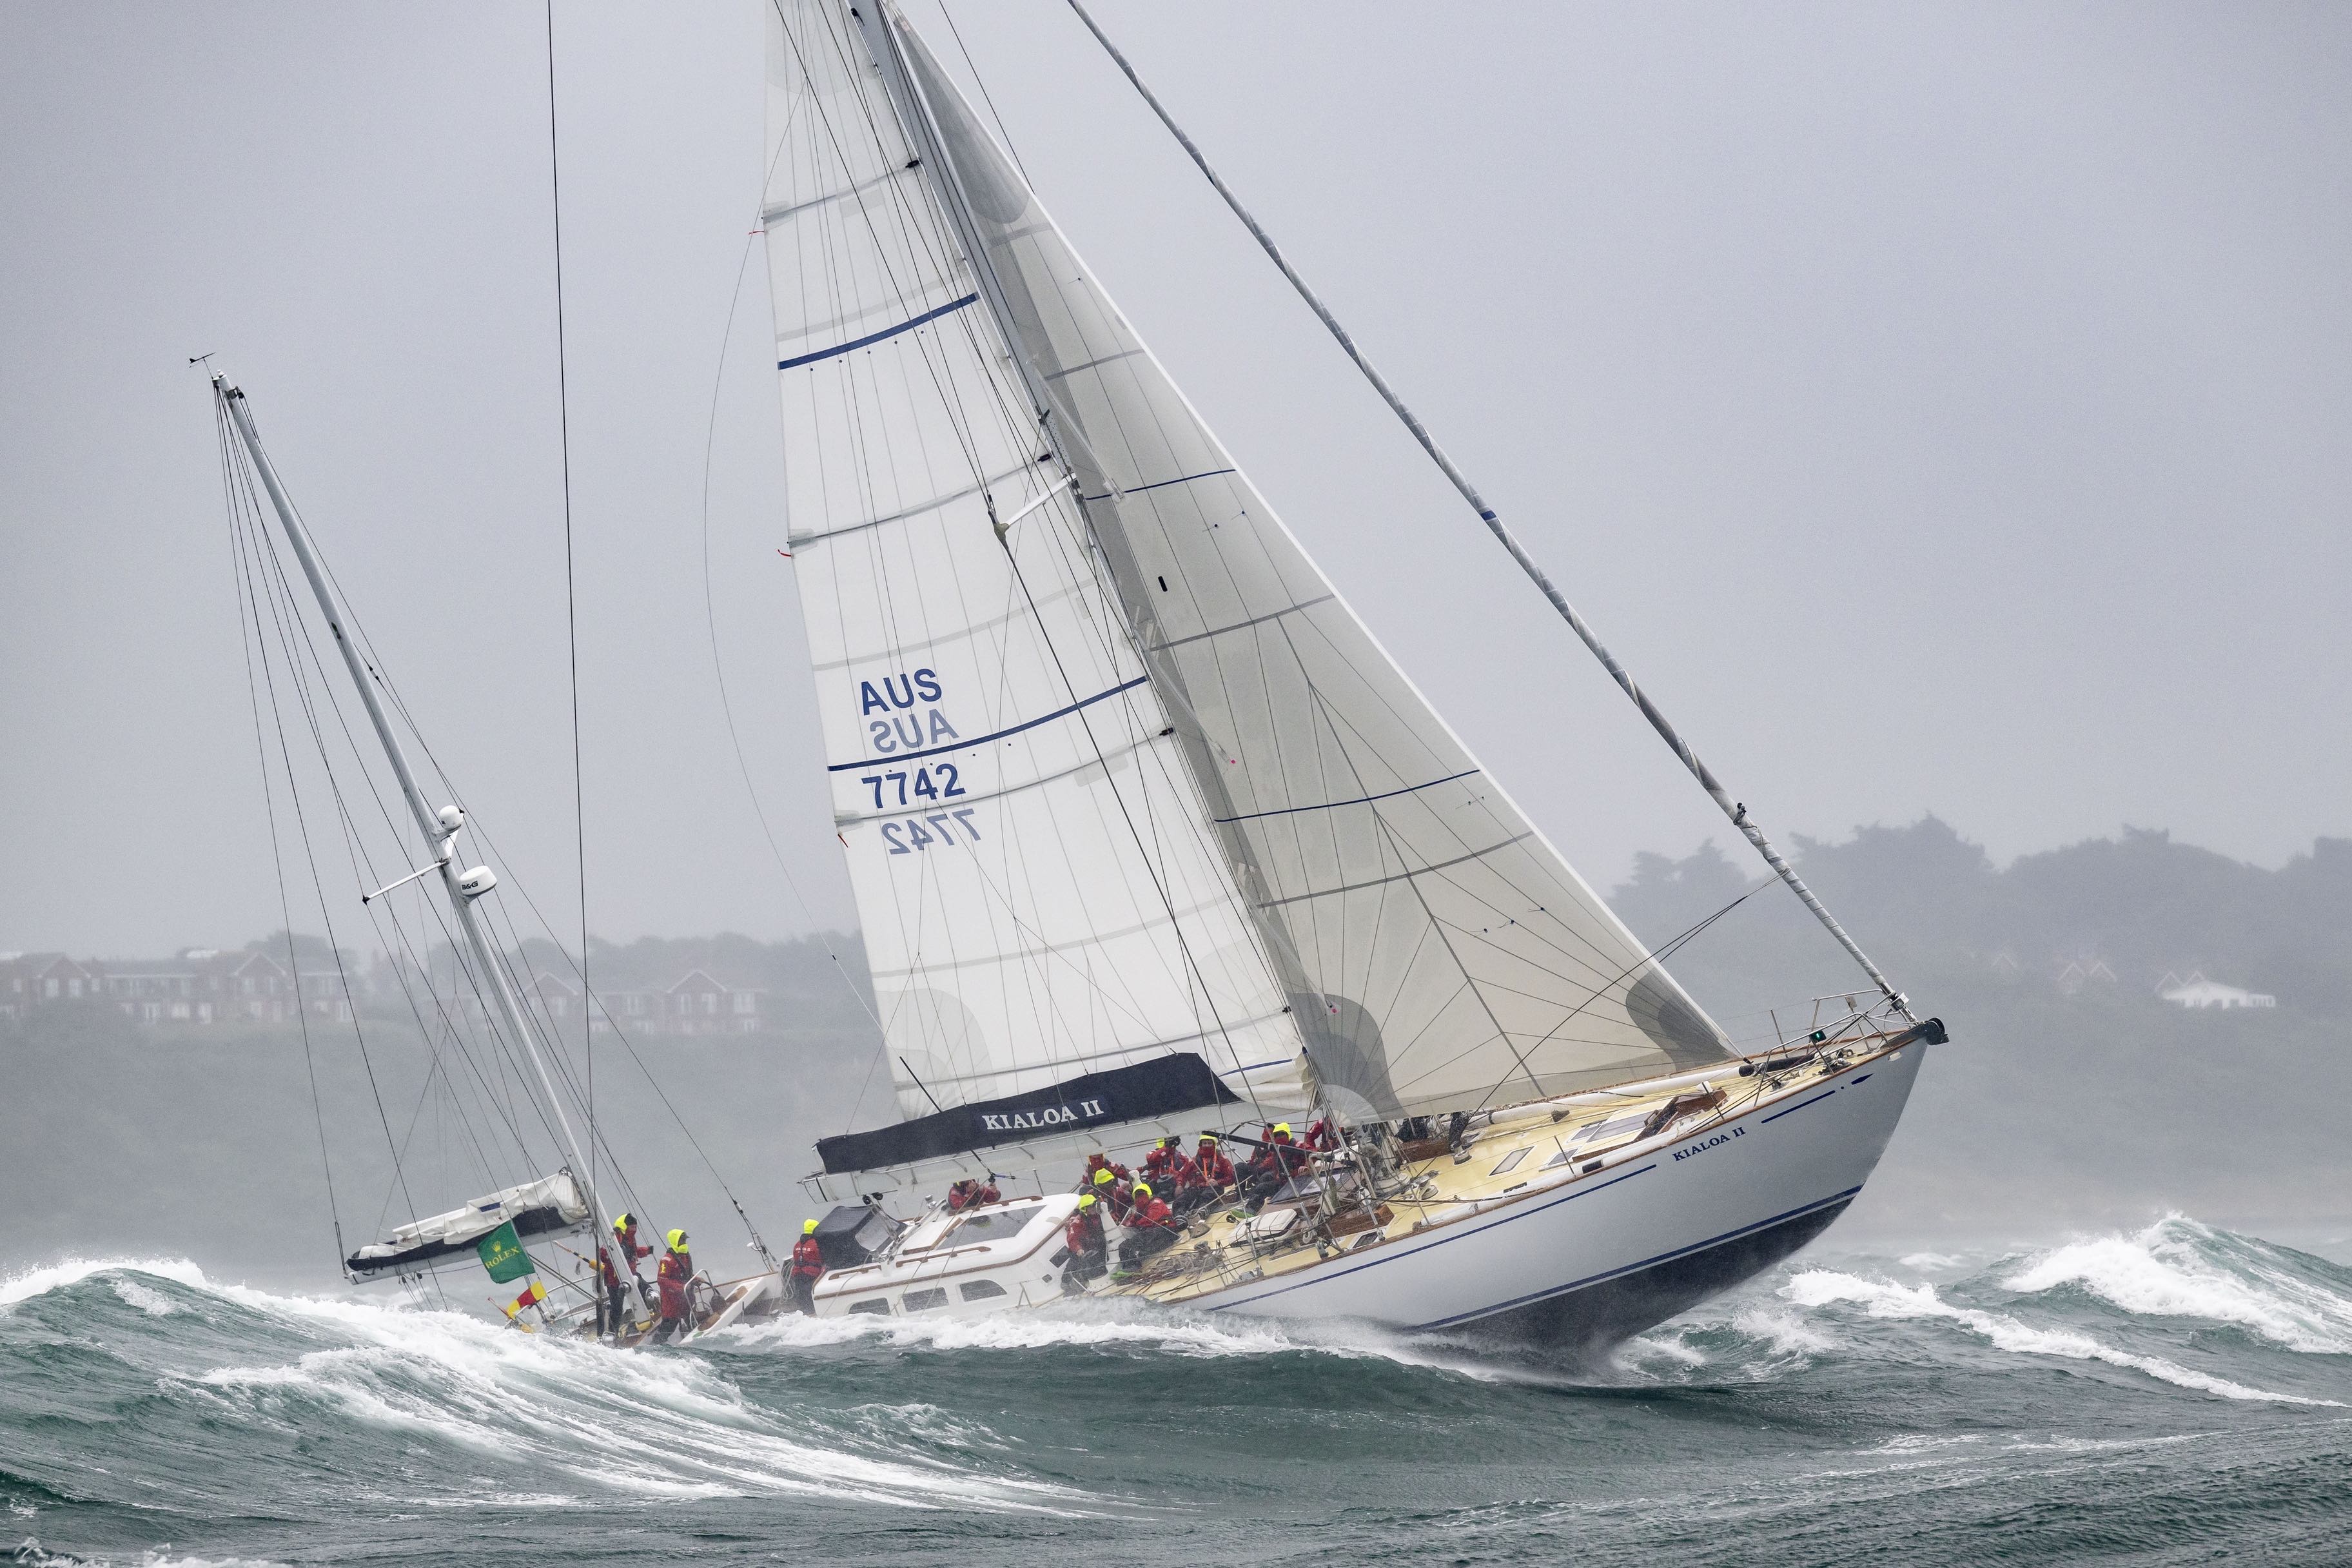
[[859, 770, 975, 854], [853, 669, 980, 854]]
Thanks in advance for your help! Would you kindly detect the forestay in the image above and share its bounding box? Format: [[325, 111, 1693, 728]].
[[763, 0, 1308, 1134], [862, 1, 1736, 1120]]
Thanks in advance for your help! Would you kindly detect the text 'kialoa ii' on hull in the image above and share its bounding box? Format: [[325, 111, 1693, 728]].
[[761, 0, 1944, 1350], [201, 0, 1944, 1354]]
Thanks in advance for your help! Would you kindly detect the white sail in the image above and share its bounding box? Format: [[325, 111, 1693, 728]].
[[866, 4, 1736, 1121], [763, 1, 1308, 1129]]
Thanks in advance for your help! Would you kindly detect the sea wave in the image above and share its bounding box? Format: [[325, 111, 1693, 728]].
[[1782, 1268, 2340, 1405], [5, 1261, 1100, 1518], [2000, 1215, 2352, 1354], [1, 1257, 210, 1311]]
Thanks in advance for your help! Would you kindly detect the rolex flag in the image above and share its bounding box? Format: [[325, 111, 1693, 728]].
[[476, 1220, 534, 1284]]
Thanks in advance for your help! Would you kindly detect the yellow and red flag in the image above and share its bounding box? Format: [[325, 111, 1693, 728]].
[[502, 1279, 549, 1319]]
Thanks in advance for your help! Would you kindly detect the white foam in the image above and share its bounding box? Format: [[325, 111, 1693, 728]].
[[0, 1257, 208, 1309], [1728, 1304, 1839, 1358], [715, 1295, 1475, 1373], [112, 1279, 180, 1316], [2003, 1216, 2352, 1355], [1899, 1252, 1962, 1271], [45, 1269, 1112, 1516], [1784, 1269, 2340, 1406]]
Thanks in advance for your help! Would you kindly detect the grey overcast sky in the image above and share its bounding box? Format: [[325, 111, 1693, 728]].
[[3, 2, 2349, 959]]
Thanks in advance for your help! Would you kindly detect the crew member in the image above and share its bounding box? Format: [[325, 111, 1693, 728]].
[[613, 1212, 652, 1266], [1142, 1135, 1184, 1186], [1304, 1115, 1340, 1152], [595, 1245, 629, 1337], [612, 1211, 654, 1305], [1062, 1193, 1108, 1289], [651, 1228, 697, 1344], [947, 1177, 1001, 1212], [1093, 1166, 1136, 1225], [1115, 1181, 1179, 1273], [789, 1217, 826, 1315], [1191, 1133, 1235, 1192], [1176, 1133, 1233, 1215], [1078, 1152, 1131, 1193], [1240, 1123, 1311, 1208]]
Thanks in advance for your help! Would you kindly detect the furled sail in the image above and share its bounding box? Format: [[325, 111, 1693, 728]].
[[763, 0, 1309, 1142], [858, 2, 1737, 1121], [345, 1171, 589, 1281]]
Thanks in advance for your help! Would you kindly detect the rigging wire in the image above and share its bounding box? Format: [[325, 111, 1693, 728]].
[[1058, 0, 1907, 1013], [217, 395, 346, 1273], [542, 0, 598, 1229], [219, 413, 438, 1300]]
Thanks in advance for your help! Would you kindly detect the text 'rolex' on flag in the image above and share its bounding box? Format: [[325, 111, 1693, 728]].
[[476, 1220, 534, 1284]]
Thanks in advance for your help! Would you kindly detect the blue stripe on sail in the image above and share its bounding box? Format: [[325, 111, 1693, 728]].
[[1213, 769, 1480, 826], [1079, 467, 1237, 503], [778, 293, 979, 370], [827, 675, 1150, 771]]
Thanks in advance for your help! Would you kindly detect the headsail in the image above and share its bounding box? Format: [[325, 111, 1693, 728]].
[[766, 0, 1732, 1150]]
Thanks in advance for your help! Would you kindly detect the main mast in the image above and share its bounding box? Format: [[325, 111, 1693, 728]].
[[216, 377, 617, 1245]]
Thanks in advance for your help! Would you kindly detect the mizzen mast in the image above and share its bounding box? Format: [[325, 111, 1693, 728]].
[[215, 377, 618, 1237]]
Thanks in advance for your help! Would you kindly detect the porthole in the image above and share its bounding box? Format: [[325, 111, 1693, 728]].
[[959, 1279, 1008, 1302]]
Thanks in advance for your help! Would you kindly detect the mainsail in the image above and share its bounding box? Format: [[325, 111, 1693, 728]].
[[764, 0, 1732, 1155]]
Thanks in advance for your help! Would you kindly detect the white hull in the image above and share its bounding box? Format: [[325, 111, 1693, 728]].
[[812, 1042, 1925, 1349], [1198, 1044, 1922, 1348]]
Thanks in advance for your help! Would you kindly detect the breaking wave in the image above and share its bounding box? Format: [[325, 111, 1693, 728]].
[[5, 1218, 2347, 1564], [2003, 1214, 2352, 1354]]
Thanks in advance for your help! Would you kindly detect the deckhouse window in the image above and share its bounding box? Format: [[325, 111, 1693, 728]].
[[959, 1280, 1006, 1302], [943, 1204, 1039, 1246], [902, 1288, 949, 1313], [848, 1298, 891, 1317]]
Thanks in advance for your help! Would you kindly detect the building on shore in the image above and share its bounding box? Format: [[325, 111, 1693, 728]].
[[4, 947, 769, 1035], [2156, 971, 2277, 1010]]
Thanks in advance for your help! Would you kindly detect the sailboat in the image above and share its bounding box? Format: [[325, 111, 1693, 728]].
[[757, 0, 1944, 1349], [210, 379, 787, 1346]]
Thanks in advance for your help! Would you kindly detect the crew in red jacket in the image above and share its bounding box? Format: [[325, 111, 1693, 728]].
[[1093, 1167, 1138, 1225], [1191, 1134, 1236, 1191], [595, 1246, 629, 1337], [946, 1177, 1001, 1212], [1115, 1182, 1179, 1272], [1176, 1133, 1234, 1215], [789, 1218, 826, 1315], [1239, 1124, 1311, 1208], [651, 1229, 698, 1344], [1062, 1193, 1109, 1288], [1142, 1135, 1185, 1186], [1078, 1152, 1132, 1193]]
